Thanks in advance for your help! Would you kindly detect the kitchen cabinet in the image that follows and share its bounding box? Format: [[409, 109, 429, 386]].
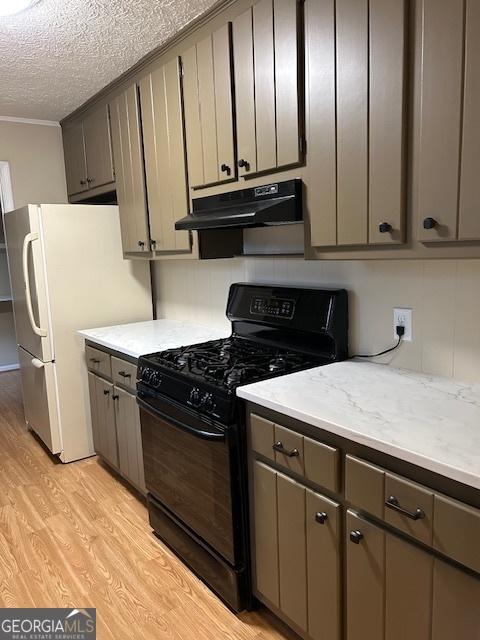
[[109, 84, 151, 255], [346, 511, 432, 640], [417, 0, 480, 242], [82, 106, 115, 190], [86, 346, 146, 494], [232, 0, 302, 178], [89, 373, 118, 469], [139, 58, 192, 254], [306, 0, 407, 247], [114, 386, 146, 493], [182, 24, 235, 188], [252, 460, 341, 640], [62, 105, 114, 197], [63, 121, 88, 196]]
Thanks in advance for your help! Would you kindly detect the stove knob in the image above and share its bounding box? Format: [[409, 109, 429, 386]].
[[152, 372, 162, 388], [189, 387, 202, 408], [203, 393, 216, 414]]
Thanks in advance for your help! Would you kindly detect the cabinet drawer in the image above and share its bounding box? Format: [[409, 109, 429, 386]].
[[85, 345, 111, 379], [111, 357, 137, 392], [304, 437, 340, 493], [433, 495, 480, 574], [274, 423, 304, 476], [250, 413, 275, 461], [384, 473, 433, 546], [345, 455, 385, 518]]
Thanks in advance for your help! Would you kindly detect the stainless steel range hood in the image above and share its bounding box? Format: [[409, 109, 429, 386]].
[[175, 179, 302, 231]]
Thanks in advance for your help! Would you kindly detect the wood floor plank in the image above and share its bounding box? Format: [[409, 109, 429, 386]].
[[0, 371, 290, 639]]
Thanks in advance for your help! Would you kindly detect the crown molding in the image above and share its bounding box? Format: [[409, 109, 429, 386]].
[[0, 116, 60, 127]]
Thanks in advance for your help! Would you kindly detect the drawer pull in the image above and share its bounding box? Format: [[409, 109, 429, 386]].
[[273, 441, 299, 458], [385, 495, 425, 521], [118, 371, 131, 378], [315, 511, 328, 525], [90, 358, 100, 364], [349, 530, 364, 544]]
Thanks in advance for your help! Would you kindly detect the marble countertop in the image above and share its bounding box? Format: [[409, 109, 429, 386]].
[[78, 319, 230, 360], [237, 361, 480, 490]]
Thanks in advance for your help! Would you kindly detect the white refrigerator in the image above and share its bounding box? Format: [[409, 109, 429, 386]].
[[3, 204, 152, 462]]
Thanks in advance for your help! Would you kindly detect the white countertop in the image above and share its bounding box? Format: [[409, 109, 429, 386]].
[[78, 319, 229, 360], [237, 361, 480, 490]]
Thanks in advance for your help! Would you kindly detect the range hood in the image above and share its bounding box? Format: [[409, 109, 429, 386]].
[[175, 179, 303, 231]]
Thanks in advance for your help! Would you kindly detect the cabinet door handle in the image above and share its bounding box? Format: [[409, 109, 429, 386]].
[[378, 222, 392, 233], [273, 441, 299, 458], [103, 389, 110, 396], [87, 177, 94, 184], [349, 530, 364, 544], [112, 394, 119, 401], [315, 511, 328, 524], [80, 179, 87, 186], [90, 358, 100, 364], [385, 495, 425, 521], [423, 217, 437, 230], [118, 371, 131, 378], [237, 158, 249, 170], [220, 163, 231, 175], [138, 240, 145, 249]]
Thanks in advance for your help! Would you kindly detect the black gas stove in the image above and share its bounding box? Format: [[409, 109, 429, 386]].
[[137, 283, 348, 612]]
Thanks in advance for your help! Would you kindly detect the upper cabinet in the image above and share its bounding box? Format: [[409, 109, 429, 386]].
[[306, 0, 407, 247], [62, 105, 114, 197], [109, 84, 151, 255], [108, 66, 192, 257], [233, 0, 303, 178], [140, 59, 192, 254], [182, 24, 236, 188], [417, 0, 480, 243]]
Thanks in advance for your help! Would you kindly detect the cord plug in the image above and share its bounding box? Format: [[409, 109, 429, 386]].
[[396, 325, 406, 338]]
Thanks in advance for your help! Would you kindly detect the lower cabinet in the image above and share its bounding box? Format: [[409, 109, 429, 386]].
[[88, 371, 146, 493], [252, 460, 341, 640], [346, 510, 480, 640]]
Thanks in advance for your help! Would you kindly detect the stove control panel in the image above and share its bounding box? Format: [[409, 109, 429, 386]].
[[250, 295, 295, 320], [138, 366, 163, 389]]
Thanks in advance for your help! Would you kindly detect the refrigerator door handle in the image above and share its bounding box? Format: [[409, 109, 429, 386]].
[[22, 232, 47, 338], [31, 358, 44, 369]]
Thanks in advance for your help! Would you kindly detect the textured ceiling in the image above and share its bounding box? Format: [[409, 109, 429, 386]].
[[0, 0, 217, 121]]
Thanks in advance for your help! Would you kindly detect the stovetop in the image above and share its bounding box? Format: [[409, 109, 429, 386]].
[[137, 335, 328, 424], [144, 336, 324, 390]]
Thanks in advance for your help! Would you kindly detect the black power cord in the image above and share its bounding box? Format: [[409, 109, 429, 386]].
[[350, 325, 405, 359]]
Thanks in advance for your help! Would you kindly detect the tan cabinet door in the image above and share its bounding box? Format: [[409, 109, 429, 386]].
[[94, 377, 118, 468], [417, 0, 464, 242], [140, 59, 191, 253], [114, 386, 146, 493], [277, 472, 307, 632], [306, 490, 341, 640], [109, 85, 150, 254], [182, 25, 235, 189], [83, 105, 115, 190], [233, 0, 301, 178], [346, 511, 433, 640], [233, 7, 257, 176], [306, 0, 406, 248], [432, 558, 480, 640], [252, 460, 279, 606], [62, 121, 87, 196]]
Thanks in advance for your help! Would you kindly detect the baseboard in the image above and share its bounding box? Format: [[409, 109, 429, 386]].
[[0, 363, 19, 372]]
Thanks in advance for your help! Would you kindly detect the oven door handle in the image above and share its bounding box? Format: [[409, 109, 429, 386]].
[[137, 396, 226, 442]]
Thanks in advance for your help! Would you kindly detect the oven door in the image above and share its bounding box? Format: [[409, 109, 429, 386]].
[[138, 393, 236, 565]]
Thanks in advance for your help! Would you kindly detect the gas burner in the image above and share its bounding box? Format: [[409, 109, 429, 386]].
[[269, 357, 287, 372]]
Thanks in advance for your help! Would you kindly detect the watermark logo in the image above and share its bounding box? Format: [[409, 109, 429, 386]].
[[0, 608, 96, 639]]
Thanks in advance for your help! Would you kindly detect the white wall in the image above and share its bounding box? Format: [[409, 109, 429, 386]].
[[0, 118, 68, 368], [155, 257, 480, 382]]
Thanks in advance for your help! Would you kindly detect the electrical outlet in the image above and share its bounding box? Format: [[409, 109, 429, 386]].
[[393, 308, 412, 341]]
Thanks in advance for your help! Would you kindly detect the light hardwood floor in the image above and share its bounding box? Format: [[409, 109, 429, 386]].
[[0, 371, 295, 640]]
